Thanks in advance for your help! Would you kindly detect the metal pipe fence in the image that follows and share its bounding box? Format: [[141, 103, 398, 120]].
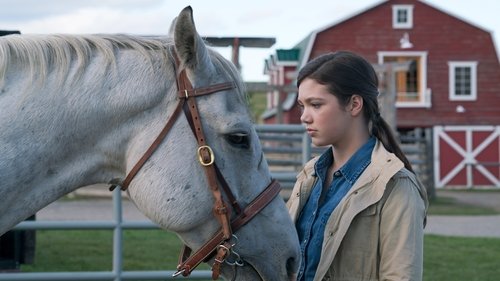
[[3, 189, 213, 281]]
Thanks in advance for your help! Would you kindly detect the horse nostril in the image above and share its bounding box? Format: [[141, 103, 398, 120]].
[[286, 256, 299, 280]]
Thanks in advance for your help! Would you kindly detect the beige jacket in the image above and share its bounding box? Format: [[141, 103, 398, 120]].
[[287, 141, 428, 281]]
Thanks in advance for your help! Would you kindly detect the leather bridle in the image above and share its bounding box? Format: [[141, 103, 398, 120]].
[[109, 48, 282, 280]]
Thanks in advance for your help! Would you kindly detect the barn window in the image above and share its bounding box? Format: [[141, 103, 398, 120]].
[[448, 61, 477, 101], [378, 51, 430, 108], [392, 5, 413, 29]]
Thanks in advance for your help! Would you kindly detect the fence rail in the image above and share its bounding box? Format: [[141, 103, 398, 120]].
[[3, 190, 209, 281], [1, 125, 431, 280]]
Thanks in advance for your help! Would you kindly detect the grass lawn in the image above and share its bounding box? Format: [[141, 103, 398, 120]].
[[20, 229, 209, 272], [18, 229, 500, 281], [424, 235, 500, 281]]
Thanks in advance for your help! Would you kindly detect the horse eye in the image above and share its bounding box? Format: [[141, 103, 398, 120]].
[[226, 133, 250, 149]]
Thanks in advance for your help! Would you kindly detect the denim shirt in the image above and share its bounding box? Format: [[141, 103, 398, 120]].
[[296, 137, 375, 281]]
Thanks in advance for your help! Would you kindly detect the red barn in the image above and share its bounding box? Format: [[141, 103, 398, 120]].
[[263, 0, 500, 189]]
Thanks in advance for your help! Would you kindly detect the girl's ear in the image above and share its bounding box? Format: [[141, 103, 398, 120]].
[[349, 94, 364, 117]]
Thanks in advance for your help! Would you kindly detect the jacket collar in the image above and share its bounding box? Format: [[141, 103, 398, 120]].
[[302, 140, 403, 189]]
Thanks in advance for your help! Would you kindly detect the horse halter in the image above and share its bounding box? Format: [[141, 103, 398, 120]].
[[109, 48, 282, 280]]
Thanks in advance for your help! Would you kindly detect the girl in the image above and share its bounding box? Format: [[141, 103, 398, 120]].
[[287, 51, 428, 281]]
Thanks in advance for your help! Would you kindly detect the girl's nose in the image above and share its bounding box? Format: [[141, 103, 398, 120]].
[[300, 109, 311, 124]]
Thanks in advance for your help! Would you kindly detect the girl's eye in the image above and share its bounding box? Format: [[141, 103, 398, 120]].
[[312, 103, 321, 109]]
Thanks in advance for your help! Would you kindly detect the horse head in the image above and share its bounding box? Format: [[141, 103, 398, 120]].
[[123, 6, 300, 280]]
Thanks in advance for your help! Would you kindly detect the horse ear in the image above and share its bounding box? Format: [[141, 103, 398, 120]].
[[168, 16, 177, 37], [174, 6, 213, 72]]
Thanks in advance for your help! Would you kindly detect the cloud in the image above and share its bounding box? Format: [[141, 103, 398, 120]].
[[0, 0, 164, 22], [0, 3, 176, 35]]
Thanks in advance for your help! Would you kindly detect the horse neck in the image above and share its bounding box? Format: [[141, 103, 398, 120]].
[[0, 52, 175, 233]]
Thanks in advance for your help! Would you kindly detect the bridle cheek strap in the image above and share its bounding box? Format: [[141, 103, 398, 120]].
[[178, 66, 235, 241]]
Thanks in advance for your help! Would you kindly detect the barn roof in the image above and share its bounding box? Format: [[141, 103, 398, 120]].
[[295, 0, 496, 67], [276, 49, 300, 61]]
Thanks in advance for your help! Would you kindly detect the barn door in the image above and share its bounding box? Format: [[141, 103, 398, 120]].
[[434, 126, 500, 188]]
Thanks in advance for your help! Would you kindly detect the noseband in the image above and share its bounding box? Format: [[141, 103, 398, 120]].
[[109, 48, 282, 280]]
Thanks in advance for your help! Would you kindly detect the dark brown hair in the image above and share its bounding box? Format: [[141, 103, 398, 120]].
[[297, 51, 413, 172]]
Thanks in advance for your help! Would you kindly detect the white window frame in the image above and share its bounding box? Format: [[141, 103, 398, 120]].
[[378, 51, 430, 108], [392, 5, 414, 29], [448, 61, 478, 101]]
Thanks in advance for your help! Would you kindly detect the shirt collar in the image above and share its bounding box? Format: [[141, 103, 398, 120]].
[[340, 137, 376, 185], [313, 137, 376, 184], [313, 147, 333, 177]]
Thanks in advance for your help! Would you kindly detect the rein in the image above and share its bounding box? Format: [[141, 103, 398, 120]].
[[109, 48, 281, 280]]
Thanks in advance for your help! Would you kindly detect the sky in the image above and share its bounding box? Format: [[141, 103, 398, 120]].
[[1, 0, 499, 81]]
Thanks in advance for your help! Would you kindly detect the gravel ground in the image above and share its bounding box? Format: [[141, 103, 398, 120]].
[[32, 186, 500, 238], [436, 189, 500, 211], [425, 215, 500, 238], [37, 198, 149, 221], [425, 189, 500, 237]]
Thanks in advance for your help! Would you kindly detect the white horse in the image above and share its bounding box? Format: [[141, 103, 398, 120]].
[[0, 6, 300, 281]]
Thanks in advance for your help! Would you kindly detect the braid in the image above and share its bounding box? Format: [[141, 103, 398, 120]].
[[371, 113, 414, 173]]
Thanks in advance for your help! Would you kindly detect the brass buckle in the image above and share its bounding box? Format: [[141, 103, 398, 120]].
[[197, 145, 215, 166]]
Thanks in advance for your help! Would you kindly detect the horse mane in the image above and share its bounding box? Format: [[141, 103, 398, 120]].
[[0, 33, 247, 105], [0, 33, 171, 88]]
